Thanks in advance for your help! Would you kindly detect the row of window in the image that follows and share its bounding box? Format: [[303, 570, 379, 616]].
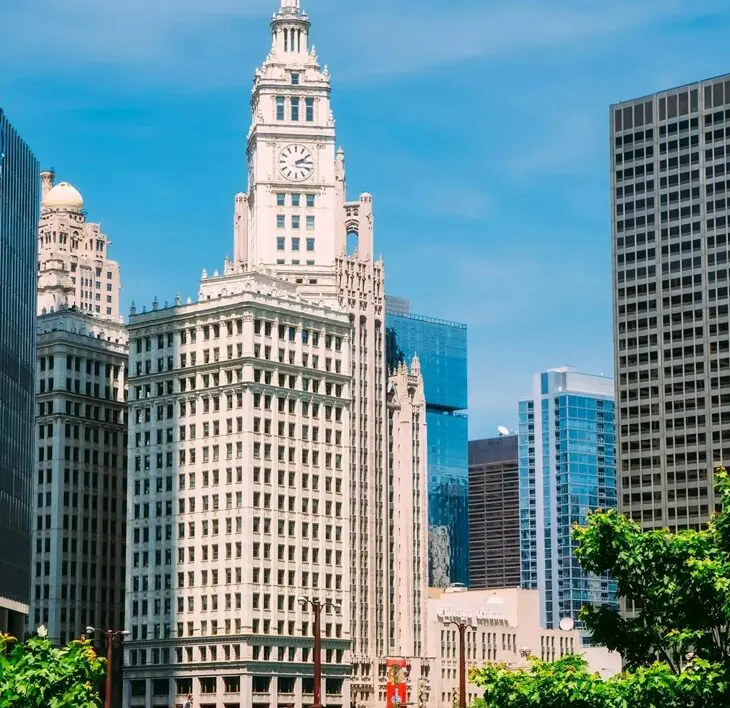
[[132, 321, 343, 354], [276, 236, 315, 251], [276, 192, 315, 208], [276, 213, 315, 229], [275, 96, 314, 122]]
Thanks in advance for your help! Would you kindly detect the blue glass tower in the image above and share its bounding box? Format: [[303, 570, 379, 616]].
[[519, 368, 617, 630], [385, 298, 468, 587], [0, 109, 39, 634]]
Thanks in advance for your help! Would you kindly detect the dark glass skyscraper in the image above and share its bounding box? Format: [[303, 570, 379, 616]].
[[385, 297, 468, 586], [0, 109, 38, 634], [468, 435, 520, 590]]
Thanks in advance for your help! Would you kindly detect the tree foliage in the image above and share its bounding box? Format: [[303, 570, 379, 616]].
[[0, 628, 104, 707], [573, 465, 730, 672], [470, 655, 730, 708], [469, 466, 730, 707]]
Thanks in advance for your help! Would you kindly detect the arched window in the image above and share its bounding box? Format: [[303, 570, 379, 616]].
[[346, 231, 358, 257]]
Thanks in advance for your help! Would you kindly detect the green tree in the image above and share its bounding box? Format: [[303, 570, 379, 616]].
[[468, 466, 730, 707], [573, 466, 730, 672], [470, 655, 730, 708], [0, 627, 105, 707]]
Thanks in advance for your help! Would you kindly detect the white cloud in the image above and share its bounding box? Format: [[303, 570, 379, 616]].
[[0, 0, 724, 89]]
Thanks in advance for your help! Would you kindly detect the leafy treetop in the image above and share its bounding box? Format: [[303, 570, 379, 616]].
[[0, 628, 104, 707]]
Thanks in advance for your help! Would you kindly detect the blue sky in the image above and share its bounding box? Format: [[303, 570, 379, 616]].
[[1, 0, 729, 438]]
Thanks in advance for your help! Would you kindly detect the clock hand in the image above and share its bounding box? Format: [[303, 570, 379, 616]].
[[295, 158, 312, 166]]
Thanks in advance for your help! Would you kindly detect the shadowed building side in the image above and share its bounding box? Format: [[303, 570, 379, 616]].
[[0, 109, 38, 636]]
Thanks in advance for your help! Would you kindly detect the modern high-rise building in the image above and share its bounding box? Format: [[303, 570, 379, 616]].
[[468, 435, 520, 590], [31, 176, 128, 650], [122, 2, 430, 707], [611, 76, 730, 531], [519, 368, 618, 630], [385, 298, 468, 587], [0, 109, 38, 635]]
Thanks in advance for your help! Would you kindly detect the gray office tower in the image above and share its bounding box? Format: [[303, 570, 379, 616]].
[[0, 109, 39, 634], [611, 75, 730, 531], [468, 436, 520, 590]]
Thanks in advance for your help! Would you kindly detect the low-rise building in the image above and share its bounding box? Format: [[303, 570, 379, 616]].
[[426, 586, 621, 706]]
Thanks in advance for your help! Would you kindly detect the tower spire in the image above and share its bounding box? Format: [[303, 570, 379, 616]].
[[270, 0, 310, 58]]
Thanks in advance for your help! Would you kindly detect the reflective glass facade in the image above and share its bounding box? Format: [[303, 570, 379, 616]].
[[386, 304, 468, 586], [0, 109, 38, 629], [519, 369, 617, 631]]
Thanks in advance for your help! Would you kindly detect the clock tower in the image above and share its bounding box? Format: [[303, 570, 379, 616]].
[[235, 0, 345, 270]]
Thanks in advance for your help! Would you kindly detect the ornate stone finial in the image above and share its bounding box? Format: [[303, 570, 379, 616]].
[[129, 301, 137, 316], [186, 297, 192, 305], [213, 270, 219, 278], [152, 296, 159, 311], [411, 354, 421, 377], [175, 293, 182, 306], [202, 269, 208, 279]]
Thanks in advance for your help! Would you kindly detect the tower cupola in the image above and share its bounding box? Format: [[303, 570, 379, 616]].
[[271, 0, 311, 60]]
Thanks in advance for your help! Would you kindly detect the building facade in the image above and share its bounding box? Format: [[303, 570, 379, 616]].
[[611, 76, 730, 531], [425, 586, 621, 708], [385, 300, 468, 587], [31, 179, 128, 648], [519, 368, 618, 630], [123, 2, 430, 707], [32, 311, 128, 644], [0, 109, 38, 635], [37, 170, 122, 320], [468, 436, 520, 590]]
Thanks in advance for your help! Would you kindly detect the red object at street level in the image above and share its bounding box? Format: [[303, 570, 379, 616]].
[[386, 658, 408, 708]]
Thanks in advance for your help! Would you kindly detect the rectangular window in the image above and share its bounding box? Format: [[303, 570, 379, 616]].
[[292, 215, 300, 229], [292, 238, 300, 251], [291, 73, 300, 85], [276, 96, 285, 121], [305, 97, 314, 122], [291, 193, 301, 207], [276, 237, 285, 251], [306, 194, 315, 208], [306, 215, 315, 230], [276, 215, 285, 229], [306, 238, 315, 252], [276, 193, 285, 207], [291, 97, 300, 122]]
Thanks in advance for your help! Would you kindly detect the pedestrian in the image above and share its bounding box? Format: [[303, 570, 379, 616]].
[[182, 694, 193, 708]]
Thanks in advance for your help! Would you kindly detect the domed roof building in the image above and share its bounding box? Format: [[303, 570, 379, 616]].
[[37, 170, 121, 320], [42, 181, 84, 211]]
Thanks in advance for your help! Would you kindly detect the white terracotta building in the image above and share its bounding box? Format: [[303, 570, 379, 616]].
[[122, 1, 429, 707], [37, 171, 122, 321], [31, 178, 128, 650], [426, 587, 622, 707]]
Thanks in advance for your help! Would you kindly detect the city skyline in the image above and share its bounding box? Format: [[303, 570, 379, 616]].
[[5, 1, 730, 436]]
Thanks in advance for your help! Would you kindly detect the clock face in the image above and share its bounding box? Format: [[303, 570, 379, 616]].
[[279, 144, 314, 182]]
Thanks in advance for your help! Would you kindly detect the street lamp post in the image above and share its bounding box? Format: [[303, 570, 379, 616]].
[[298, 597, 335, 708], [86, 626, 130, 708], [449, 621, 475, 708]]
